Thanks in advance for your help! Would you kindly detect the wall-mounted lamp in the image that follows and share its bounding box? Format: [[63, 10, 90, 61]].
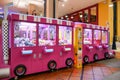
[[109, 4, 113, 7]]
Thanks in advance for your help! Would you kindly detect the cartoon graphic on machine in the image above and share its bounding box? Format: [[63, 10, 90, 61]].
[[0, 13, 74, 79]]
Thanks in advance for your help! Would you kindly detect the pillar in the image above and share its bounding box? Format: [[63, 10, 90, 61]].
[[112, 0, 117, 49], [46, 0, 58, 18]]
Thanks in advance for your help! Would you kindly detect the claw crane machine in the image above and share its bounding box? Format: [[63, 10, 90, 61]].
[[74, 22, 94, 65]]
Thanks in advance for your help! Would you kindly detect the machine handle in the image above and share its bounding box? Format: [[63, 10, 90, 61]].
[[86, 45, 93, 50], [39, 53, 42, 59], [33, 54, 37, 59], [63, 46, 71, 52], [96, 45, 102, 49], [44, 49, 54, 53], [103, 45, 109, 49], [22, 50, 33, 54]]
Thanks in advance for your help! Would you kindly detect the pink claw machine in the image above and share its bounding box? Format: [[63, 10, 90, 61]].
[[83, 24, 94, 63], [101, 27, 115, 59], [0, 12, 74, 80], [93, 25, 103, 61], [74, 22, 94, 63], [57, 23, 74, 68]]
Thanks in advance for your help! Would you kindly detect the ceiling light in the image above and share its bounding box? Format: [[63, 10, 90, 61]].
[[64, 0, 67, 2], [61, 17, 64, 19], [80, 14, 83, 18], [65, 15, 68, 18], [109, 4, 113, 7], [62, 4, 65, 7], [71, 16, 74, 19]]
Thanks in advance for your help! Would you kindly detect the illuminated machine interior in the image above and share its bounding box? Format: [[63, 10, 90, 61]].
[[94, 30, 101, 45], [14, 22, 36, 47], [59, 26, 72, 45], [102, 31, 108, 44], [84, 29, 92, 45], [39, 24, 56, 46]]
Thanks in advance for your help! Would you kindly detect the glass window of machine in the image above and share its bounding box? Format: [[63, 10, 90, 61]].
[[14, 22, 36, 47], [39, 24, 56, 46], [102, 31, 108, 44], [94, 30, 101, 45], [84, 29, 92, 44], [59, 26, 72, 45]]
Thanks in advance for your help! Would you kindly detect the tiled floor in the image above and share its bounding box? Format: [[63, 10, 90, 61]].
[[13, 52, 120, 80]]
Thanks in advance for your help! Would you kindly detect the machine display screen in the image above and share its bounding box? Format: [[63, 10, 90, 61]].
[[102, 31, 108, 44], [39, 24, 56, 46], [94, 30, 101, 45], [84, 29, 92, 44], [59, 26, 72, 45], [14, 22, 36, 47]]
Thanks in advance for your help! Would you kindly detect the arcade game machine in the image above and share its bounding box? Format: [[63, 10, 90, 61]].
[[93, 25, 103, 61], [0, 12, 74, 79], [74, 22, 94, 64], [101, 27, 115, 58], [58, 21, 74, 68]]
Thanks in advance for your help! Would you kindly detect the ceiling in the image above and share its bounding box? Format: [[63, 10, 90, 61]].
[[57, 0, 104, 17], [0, 0, 105, 17]]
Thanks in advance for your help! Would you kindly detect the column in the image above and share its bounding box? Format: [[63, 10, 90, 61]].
[[112, 0, 117, 49], [46, 0, 58, 18]]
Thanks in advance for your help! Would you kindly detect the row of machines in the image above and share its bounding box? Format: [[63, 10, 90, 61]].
[[0, 13, 74, 79], [74, 22, 115, 68], [0, 13, 115, 79]]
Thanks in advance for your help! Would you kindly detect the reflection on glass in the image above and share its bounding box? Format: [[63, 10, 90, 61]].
[[102, 31, 108, 44], [94, 30, 101, 44], [84, 10, 89, 23], [59, 26, 72, 45], [90, 7, 96, 22], [84, 29, 92, 44], [14, 22, 36, 47], [39, 24, 56, 46]]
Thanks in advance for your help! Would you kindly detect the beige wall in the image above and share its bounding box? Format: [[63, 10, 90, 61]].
[[46, 0, 53, 18], [98, 0, 120, 44], [108, 0, 113, 44], [98, 0, 109, 26]]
